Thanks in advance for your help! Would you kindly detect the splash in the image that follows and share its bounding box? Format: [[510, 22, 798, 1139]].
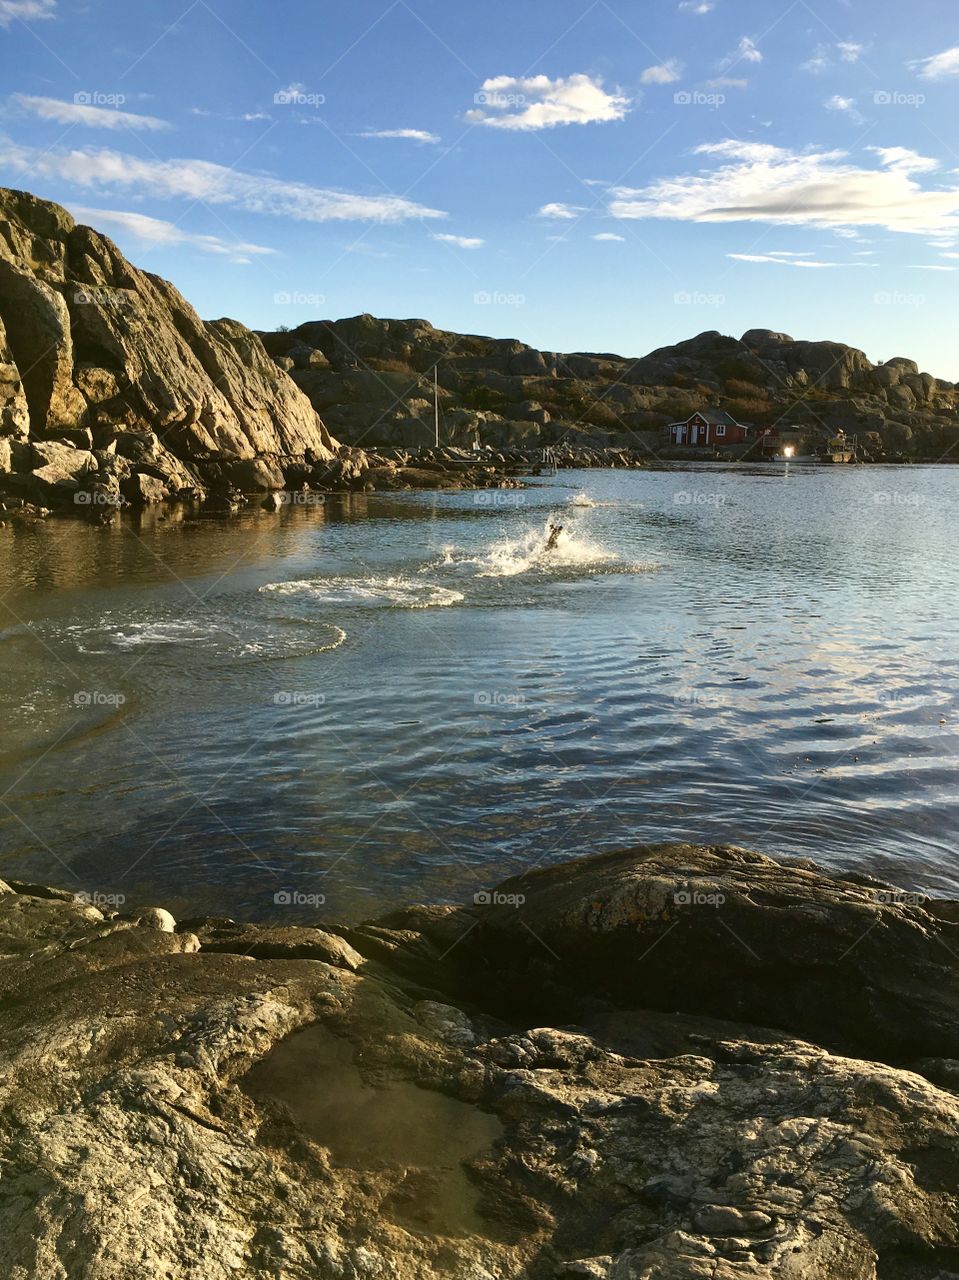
[[262, 575, 465, 609], [437, 519, 624, 579]]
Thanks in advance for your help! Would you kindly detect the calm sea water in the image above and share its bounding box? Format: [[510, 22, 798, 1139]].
[[1, 463, 957, 922]]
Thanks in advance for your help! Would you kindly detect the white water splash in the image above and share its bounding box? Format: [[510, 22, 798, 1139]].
[[262, 575, 465, 609], [436, 519, 625, 578]]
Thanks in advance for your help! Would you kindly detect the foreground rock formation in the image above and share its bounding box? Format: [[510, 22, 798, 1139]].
[[2, 844, 959, 1279], [259, 314, 959, 461]]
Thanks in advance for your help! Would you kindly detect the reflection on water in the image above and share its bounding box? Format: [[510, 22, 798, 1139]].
[[0, 465, 957, 921]]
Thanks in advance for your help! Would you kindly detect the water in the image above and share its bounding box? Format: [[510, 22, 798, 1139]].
[[0, 464, 957, 922]]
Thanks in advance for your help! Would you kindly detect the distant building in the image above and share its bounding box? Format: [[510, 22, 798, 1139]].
[[668, 409, 751, 447]]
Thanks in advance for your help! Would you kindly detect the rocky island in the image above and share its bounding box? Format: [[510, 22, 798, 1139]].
[[3, 843, 959, 1279]]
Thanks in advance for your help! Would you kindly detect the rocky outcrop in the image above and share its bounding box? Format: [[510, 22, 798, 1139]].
[[3, 845, 959, 1278], [257, 314, 959, 461], [0, 187, 338, 517]]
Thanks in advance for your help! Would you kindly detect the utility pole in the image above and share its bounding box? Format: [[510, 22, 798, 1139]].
[[434, 365, 440, 448]]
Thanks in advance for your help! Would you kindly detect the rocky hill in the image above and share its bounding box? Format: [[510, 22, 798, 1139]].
[[0, 187, 339, 514], [261, 314, 959, 461]]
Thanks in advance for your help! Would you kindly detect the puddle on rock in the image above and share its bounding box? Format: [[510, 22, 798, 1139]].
[[242, 1022, 502, 1237]]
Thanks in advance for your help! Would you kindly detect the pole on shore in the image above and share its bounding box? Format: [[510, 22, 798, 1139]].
[[434, 365, 440, 448]]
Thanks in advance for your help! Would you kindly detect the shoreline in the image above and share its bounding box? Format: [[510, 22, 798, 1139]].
[[2, 842, 958, 1278]]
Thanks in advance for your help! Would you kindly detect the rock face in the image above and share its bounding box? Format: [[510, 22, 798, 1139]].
[[2, 845, 959, 1278], [257, 314, 959, 460], [0, 187, 338, 514]]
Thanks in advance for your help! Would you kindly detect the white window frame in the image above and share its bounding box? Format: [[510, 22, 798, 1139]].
[[716, 424, 726, 437]]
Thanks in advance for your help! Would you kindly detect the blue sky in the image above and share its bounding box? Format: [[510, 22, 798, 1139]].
[[2, 0, 959, 375]]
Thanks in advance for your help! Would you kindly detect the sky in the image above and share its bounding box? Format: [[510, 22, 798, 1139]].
[[1, 0, 959, 376]]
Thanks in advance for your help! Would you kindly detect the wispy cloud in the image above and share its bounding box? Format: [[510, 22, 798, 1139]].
[[912, 46, 959, 79], [679, 0, 714, 12], [720, 36, 762, 71], [14, 94, 170, 133], [0, 0, 55, 24], [538, 202, 583, 219], [69, 205, 276, 263], [804, 41, 863, 72], [432, 232, 484, 248], [825, 94, 863, 122], [609, 140, 959, 236], [467, 73, 630, 130], [641, 61, 682, 85], [594, 232, 625, 241], [359, 128, 441, 144], [0, 140, 447, 224], [729, 250, 874, 268]]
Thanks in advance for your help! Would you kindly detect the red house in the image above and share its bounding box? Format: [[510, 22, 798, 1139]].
[[669, 409, 751, 447]]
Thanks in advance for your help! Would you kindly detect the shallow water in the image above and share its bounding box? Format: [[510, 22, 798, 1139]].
[[0, 464, 957, 921]]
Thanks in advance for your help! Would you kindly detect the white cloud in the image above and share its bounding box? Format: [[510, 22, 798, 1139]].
[[826, 95, 863, 122], [0, 140, 447, 224], [803, 41, 863, 73], [912, 46, 959, 80], [14, 94, 170, 132], [0, 0, 55, 23], [838, 42, 863, 63], [909, 264, 955, 271], [432, 232, 484, 248], [467, 73, 630, 130], [609, 140, 959, 236], [679, 1, 714, 12], [720, 36, 762, 70], [538, 202, 582, 219], [728, 250, 874, 268], [69, 205, 275, 262], [869, 146, 939, 174], [594, 232, 625, 241], [801, 44, 830, 74], [641, 61, 682, 85], [360, 128, 441, 144]]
